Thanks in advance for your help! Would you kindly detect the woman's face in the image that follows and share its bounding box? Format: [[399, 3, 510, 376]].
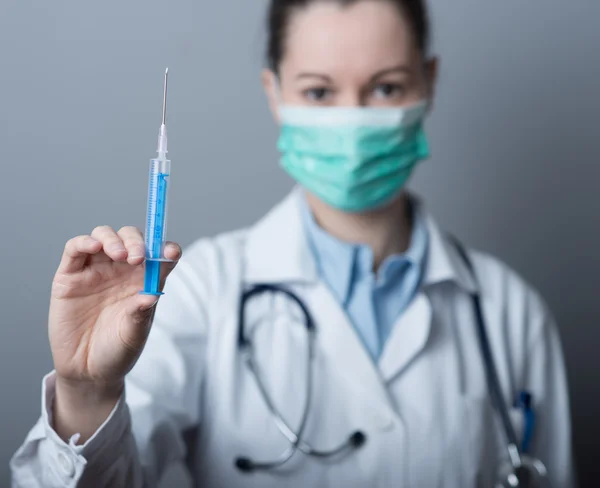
[[263, 0, 437, 111]]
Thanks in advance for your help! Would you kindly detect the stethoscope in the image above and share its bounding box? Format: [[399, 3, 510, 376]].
[[234, 239, 550, 487]]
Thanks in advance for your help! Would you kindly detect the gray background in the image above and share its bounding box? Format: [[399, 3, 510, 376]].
[[1, 0, 598, 485]]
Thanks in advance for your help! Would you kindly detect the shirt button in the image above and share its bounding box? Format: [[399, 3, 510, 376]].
[[373, 412, 395, 432], [57, 451, 75, 477]]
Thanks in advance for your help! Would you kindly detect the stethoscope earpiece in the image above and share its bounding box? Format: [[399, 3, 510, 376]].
[[235, 457, 255, 473], [349, 431, 367, 448]]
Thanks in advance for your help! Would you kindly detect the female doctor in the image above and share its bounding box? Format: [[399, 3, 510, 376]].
[[12, 0, 575, 486]]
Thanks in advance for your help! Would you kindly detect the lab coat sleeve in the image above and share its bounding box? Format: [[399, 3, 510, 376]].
[[11, 241, 212, 488], [525, 307, 577, 488]]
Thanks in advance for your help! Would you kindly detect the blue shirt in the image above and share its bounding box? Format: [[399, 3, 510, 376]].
[[300, 198, 429, 361]]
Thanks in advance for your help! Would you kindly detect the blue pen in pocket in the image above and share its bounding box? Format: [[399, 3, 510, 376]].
[[515, 391, 535, 454]]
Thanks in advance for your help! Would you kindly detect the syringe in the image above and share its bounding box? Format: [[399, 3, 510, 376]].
[[141, 68, 171, 296]]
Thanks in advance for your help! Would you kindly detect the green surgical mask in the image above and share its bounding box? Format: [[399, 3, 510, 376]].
[[277, 101, 430, 212]]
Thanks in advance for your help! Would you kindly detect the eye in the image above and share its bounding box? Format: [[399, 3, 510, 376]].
[[372, 83, 405, 99], [303, 87, 332, 102]]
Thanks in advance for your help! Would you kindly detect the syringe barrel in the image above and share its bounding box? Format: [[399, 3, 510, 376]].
[[144, 157, 171, 261]]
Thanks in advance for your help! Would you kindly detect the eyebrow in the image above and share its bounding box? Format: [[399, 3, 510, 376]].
[[295, 72, 333, 82], [295, 65, 410, 83], [369, 65, 411, 82]]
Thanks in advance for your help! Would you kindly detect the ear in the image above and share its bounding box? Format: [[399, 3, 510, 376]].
[[261, 69, 280, 124]]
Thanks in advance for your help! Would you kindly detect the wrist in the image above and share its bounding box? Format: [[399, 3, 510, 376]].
[[55, 375, 124, 405], [53, 375, 124, 444]]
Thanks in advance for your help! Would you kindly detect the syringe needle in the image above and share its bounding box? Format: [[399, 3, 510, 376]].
[[162, 68, 169, 126], [156, 68, 169, 157]]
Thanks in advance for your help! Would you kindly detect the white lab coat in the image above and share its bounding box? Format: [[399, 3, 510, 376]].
[[11, 188, 575, 488]]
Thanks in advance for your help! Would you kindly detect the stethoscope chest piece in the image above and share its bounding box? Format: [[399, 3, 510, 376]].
[[496, 454, 549, 487]]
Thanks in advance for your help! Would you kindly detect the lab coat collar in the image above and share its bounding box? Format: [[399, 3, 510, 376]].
[[244, 187, 319, 284], [244, 187, 477, 294], [419, 197, 478, 293]]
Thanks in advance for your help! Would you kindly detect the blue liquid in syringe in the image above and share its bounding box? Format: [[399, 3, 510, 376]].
[[143, 163, 170, 295]]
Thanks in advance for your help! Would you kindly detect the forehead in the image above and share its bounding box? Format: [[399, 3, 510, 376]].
[[282, 1, 417, 74]]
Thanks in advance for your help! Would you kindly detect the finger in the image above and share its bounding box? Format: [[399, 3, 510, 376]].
[[58, 236, 103, 274], [159, 242, 183, 288], [163, 242, 182, 262], [90, 226, 128, 262], [117, 226, 146, 265]]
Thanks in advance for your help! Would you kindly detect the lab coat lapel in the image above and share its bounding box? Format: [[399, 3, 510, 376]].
[[378, 208, 477, 383], [309, 282, 392, 403], [378, 293, 432, 383]]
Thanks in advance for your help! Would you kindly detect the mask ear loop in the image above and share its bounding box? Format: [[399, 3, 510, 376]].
[[271, 75, 286, 122], [273, 74, 285, 102], [273, 76, 282, 99]]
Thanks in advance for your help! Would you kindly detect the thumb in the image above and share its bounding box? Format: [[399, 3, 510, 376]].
[[118, 294, 160, 353], [134, 293, 160, 312], [158, 242, 182, 290]]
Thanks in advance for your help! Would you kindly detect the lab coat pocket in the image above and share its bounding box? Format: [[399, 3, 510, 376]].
[[460, 396, 525, 487]]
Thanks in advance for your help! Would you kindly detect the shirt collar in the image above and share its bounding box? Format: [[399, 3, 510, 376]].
[[379, 200, 429, 284], [299, 193, 430, 304]]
